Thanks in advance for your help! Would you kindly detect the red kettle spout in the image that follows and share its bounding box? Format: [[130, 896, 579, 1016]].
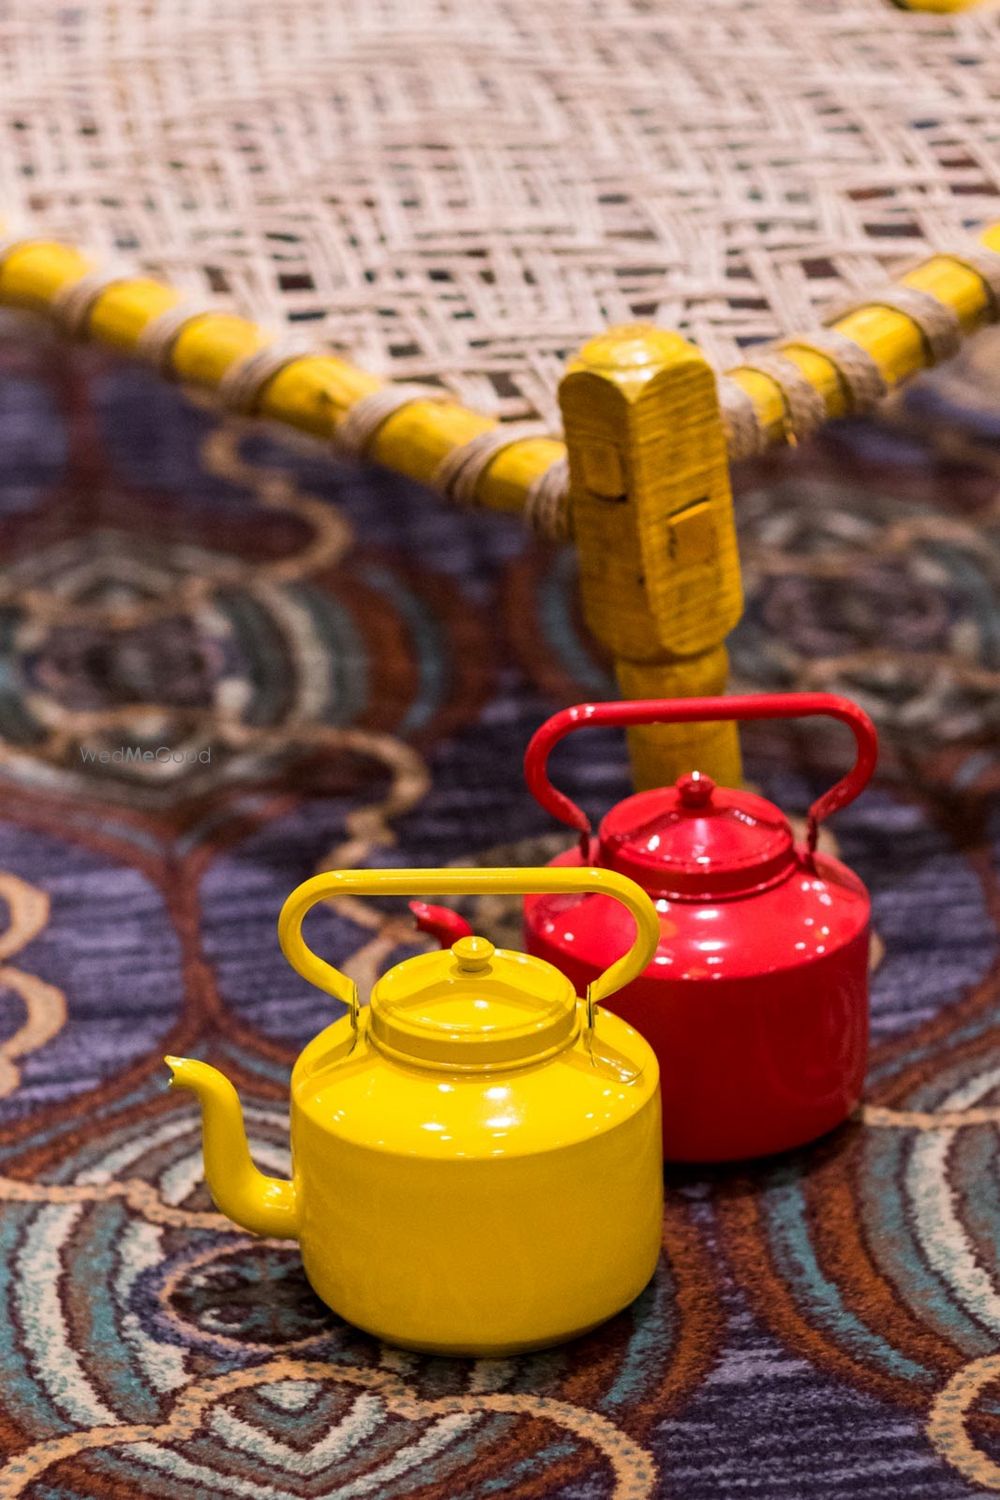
[[409, 900, 474, 948]]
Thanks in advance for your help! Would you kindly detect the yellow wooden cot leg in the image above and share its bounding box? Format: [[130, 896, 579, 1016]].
[[558, 326, 744, 791]]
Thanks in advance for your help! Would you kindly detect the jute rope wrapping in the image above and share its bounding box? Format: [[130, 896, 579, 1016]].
[[722, 262, 1000, 451], [49, 267, 134, 340], [782, 330, 889, 411], [332, 385, 450, 459], [2, 0, 999, 428], [722, 327, 891, 454], [136, 300, 227, 376], [524, 457, 571, 541], [217, 338, 318, 415], [830, 286, 964, 365], [717, 379, 768, 463], [432, 425, 550, 508], [941, 245, 1000, 312], [733, 351, 830, 446], [325, 377, 569, 531]]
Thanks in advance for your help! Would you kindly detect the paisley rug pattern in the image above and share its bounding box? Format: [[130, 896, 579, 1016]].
[[0, 314, 997, 1497]]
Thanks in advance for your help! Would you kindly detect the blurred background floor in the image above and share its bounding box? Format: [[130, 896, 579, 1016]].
[[0, 311, 996, 1497]]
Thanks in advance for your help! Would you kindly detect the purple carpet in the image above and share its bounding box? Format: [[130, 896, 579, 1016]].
[[0, 313, 997, 1497]]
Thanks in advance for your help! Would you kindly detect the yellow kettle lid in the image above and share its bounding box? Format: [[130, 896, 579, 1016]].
[[278, 867, 660, 1062], [369, 935, 578, 1071]]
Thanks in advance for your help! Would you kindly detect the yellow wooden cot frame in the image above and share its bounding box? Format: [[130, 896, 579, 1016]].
[[1, 223, 998, 789], [896, 0, 984, 10]]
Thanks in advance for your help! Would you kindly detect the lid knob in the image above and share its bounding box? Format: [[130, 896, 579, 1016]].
[[451, 935, 495, 973], [676, 771, 716, 809]]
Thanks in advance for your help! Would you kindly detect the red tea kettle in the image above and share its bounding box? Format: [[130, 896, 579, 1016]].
[[520, 693, 878, 1162]]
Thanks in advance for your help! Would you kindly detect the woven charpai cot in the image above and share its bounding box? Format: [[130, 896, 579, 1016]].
[[1, 0, 999, 425]]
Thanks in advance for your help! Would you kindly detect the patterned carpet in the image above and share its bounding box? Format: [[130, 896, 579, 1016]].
[[0, 311, 997, 1498]]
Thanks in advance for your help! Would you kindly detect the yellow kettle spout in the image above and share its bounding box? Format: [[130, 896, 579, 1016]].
[[165, 1057, 298, 1239]]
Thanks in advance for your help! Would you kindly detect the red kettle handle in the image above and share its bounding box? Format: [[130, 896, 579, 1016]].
[[524, 692, 878, 856]]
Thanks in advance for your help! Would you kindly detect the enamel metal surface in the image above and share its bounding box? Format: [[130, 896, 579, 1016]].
[[523, 693, 877, 1162], [168, 865, 663, 1356], [290, 995, 661, 1353], [525, 846, 870, 1162]]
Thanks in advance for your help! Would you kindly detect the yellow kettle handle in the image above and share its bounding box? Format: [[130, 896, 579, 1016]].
[[278, 867, 660, 1031]]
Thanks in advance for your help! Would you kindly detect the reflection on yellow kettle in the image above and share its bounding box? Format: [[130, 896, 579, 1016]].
[[166, 867, 663, 1356]]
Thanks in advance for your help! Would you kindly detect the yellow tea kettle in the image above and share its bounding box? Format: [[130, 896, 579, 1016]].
[[166, 866, 662, 1356]]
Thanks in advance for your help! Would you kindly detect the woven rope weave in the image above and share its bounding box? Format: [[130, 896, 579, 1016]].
[[1, 0, 1000, 425]]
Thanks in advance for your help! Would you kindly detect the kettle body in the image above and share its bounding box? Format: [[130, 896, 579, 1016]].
[[522, 693, 878, 1163], [167, 866, 663, 1356]]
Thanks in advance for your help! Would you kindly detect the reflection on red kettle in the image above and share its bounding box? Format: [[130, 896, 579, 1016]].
[[512, 693, 877, 1162]]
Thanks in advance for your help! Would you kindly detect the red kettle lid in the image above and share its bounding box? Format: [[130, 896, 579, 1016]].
[[597, 772, 796, 900]]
